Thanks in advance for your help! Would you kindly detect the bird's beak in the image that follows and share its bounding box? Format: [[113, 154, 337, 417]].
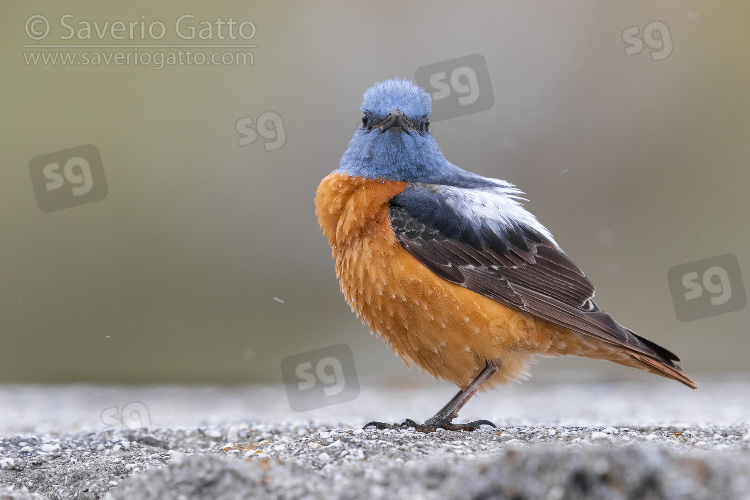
[[378, 109, 413, 135]]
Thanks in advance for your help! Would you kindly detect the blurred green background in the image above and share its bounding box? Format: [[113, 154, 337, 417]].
[[1, 1, 748, 384]]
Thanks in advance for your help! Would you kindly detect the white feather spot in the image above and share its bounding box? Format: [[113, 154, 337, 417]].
[[442, 185, 556, 245]]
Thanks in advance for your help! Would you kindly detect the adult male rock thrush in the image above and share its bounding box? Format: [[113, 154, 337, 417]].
[[315, 79, 696, 432]]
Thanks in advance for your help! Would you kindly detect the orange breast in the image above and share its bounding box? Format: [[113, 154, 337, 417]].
[[315, 173, 569, 389]]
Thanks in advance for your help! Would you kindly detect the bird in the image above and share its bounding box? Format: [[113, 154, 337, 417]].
[[315, 78, 697, 432]]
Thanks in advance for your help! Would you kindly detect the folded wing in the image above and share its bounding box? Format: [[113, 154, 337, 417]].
[[389, 182, 693, 384]]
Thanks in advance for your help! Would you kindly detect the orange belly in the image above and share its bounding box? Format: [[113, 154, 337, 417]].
[[315, 173, 578, 390]]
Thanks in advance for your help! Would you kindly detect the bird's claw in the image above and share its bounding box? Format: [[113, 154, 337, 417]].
[[363, 418, 496, 433]]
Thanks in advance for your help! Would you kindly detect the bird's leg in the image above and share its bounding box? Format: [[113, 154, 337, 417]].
[[422, 360, 499, 430], [364, 361, 500, 433]]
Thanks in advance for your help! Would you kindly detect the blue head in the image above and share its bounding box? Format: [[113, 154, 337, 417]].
[[337, 79, 450, 183]]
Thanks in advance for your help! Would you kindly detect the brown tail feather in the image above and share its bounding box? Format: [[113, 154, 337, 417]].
[[554, 328, 699, 389], [628, 353, 698, 389]]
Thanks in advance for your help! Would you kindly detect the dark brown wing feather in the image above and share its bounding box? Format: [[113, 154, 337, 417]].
[[389, 202, 687, 372]]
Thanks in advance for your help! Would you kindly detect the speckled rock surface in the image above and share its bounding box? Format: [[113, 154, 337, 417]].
[[1, 377, 749, 499]]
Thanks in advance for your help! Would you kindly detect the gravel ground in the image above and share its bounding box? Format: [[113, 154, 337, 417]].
[[1, 375, 749, 499]]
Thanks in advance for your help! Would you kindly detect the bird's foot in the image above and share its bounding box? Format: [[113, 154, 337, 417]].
[[363, 418, 496, 433]]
